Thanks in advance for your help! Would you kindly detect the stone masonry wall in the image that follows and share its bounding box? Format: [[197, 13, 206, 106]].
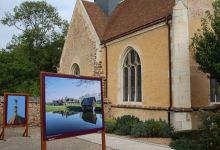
[[0, 97, 40, 127]]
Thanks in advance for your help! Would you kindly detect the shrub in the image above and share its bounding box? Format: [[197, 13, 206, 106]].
[[130, 122, 146, 137], [158, 120, 174, 137], [105, 118, 117, 133], [114, 115, 140, 135], [171, 130, 201, 140], [170, 138, 198, 150], [198, 111, 220, 150], [143, 119, 173, 137], [171, 111, 220, 150], [130, 119, 173, 138]]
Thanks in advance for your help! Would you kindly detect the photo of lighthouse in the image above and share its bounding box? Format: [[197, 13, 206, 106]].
[[5, 95, 27, 126]]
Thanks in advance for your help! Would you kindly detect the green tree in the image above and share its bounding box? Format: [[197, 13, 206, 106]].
[[0, 1, 68, 96], [191, 0, 220, 81]]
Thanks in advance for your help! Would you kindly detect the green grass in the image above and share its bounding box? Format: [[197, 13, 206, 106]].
[[46, 105, 68, 112], [46, 104, 102, 112]]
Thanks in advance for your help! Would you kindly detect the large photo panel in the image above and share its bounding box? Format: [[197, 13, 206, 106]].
[[41, 73, 104, 140], [4, 93, 28, 127]]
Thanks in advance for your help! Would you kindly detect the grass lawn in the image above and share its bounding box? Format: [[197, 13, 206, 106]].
[[46, 104, 102, 112]]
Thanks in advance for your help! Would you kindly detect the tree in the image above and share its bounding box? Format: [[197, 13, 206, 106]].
[[191, 0, 220, 82], [0, 1, 68, 96]]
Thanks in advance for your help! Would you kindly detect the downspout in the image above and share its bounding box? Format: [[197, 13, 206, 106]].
[[166, 16, 172, 126], [104, 43, 108, 98]]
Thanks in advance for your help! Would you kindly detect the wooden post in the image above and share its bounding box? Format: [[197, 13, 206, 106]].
[[40, 73, 46, 150], [23, 95, 29, 137], [102, 129, 106, 150], [0, 127, 5, 140], [0, 93, 6, 140], [22, 126, 29, 137], [41, 138, 46, 150]]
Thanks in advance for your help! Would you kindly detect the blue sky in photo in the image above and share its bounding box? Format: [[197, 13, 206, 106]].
[[7, 95, 26, 123], [45, 76, 101, 102], [0, 0, 94, 49]]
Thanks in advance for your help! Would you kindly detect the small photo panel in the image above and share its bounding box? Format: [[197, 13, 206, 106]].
[[4, 94, 28, 126]]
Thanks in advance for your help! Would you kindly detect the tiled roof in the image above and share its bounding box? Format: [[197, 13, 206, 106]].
[[82, 0, 175, 43]]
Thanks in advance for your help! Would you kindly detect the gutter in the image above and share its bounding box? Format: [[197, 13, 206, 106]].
[[101, 17, 169, 44], [104, 43, 108, 98], [166, 15, 173, 126]]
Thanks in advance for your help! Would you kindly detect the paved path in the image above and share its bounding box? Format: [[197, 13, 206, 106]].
[[0, 128, 114, 150], [78, 133, 172, 150]]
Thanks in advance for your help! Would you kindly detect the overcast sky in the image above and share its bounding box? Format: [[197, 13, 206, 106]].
[[0, 0, 94, 49]]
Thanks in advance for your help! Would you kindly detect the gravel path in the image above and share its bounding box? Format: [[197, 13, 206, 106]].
[[0, 127, 114, 150]]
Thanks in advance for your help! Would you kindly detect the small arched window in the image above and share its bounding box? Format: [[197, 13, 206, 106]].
[[72, 63, 80, 76], [123, 49, 142, 102]]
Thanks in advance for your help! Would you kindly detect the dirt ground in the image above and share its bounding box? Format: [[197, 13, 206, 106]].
[[0, 127, 115, 150]]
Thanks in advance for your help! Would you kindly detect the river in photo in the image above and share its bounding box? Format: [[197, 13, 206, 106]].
[[46, 111, 103, 138]]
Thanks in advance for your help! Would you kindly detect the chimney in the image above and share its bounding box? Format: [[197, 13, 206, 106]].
[[95, 0, 122, 16]]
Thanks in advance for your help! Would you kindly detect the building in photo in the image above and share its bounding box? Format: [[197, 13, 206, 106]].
[[59, 0, 219, 130]]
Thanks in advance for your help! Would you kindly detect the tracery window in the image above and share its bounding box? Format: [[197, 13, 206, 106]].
[[123, 49, 142, 102], [71, 63, 80, 76]]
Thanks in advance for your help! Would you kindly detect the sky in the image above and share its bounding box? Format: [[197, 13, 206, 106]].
[[45, 76, 101, 102], [0, 0, 94, 49], [7, 95, 26, 123]]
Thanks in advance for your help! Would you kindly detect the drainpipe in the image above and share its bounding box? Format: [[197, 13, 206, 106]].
[[166, 16, 172, 126], [104, 43, 108, 98]]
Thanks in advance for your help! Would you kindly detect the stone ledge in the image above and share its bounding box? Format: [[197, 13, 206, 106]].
[[111, 104, 169, 111]]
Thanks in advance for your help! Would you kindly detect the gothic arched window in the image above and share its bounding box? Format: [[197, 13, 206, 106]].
[[72, 63, 80, 76], [123, 49, 142, 102]]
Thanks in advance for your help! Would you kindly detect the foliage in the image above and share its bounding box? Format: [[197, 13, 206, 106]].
[[170, 138, 198, 150], [130, 122, 147, 137], [105, 115, 173, 138], [0, 1, 68, 96], [198, 111, 220, 150], [170, 111, 220, 150], [114, 115, 140, 135], [191, 0, 220, 81], [171, 130, 201, 140], [124, 118, 174, 137], [105, 118, 117, 133]]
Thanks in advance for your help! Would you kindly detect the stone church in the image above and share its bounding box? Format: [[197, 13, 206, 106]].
[[59, 0, 219, 130]]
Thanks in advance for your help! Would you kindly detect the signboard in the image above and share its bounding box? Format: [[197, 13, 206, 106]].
[[40, 72, 105, 142], [0, 93, 29, 140]]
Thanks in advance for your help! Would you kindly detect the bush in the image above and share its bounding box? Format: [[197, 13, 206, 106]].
[[105, 118, 117, 133], [158, 120, 174, 137], [171, 111, 220, 150], [143, 119, 173, 137], [170, 138, 198, 150], [130, 122, 146, 137], [114, 115, 140, 135], [171, 130, 201, 140], [198, 111, 220, 150], [130, 119, 173, 138]]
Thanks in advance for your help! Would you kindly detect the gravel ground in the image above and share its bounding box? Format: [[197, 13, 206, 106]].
[[0, 127, 114, 150]]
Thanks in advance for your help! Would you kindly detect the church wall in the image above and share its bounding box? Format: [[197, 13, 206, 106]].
[[187, 0, 213, 107], [105, 24, 170, 120], [59, 1, 97, 76], [111, 107, 168, 122]]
